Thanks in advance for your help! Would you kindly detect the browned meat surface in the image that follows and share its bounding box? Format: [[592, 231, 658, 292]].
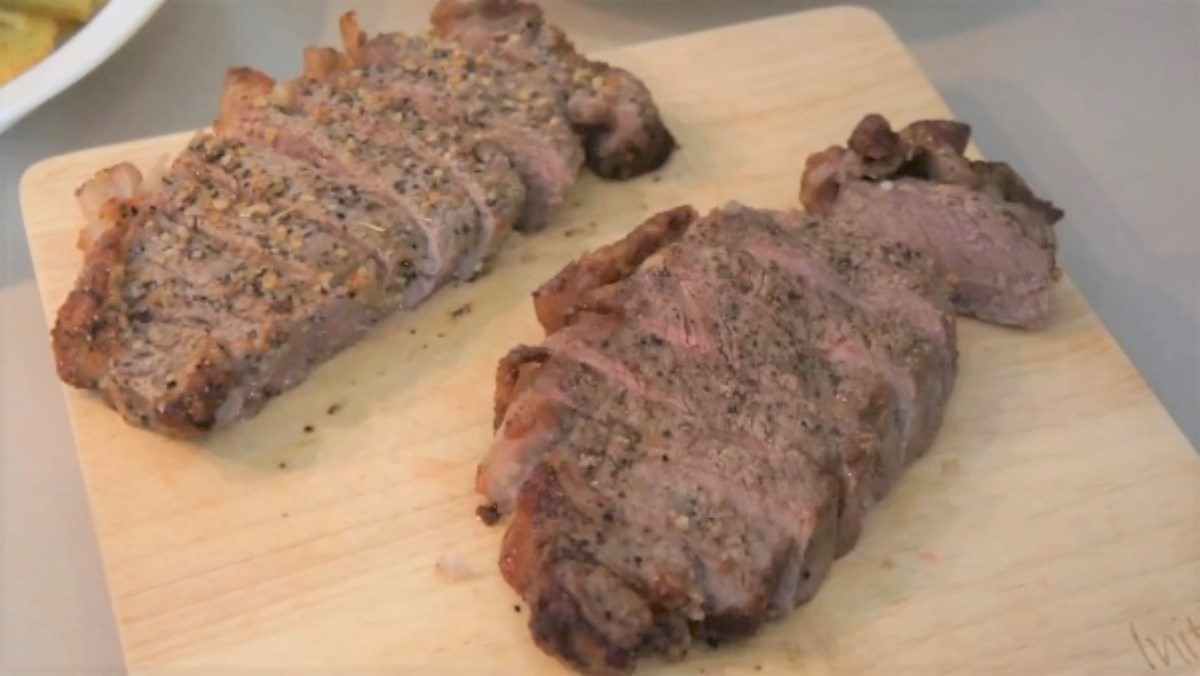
[[279, 67, 526, 280], [53, 2, 674, 436], [430, 0, 675, 180], [54, 135, 422, 435], [478, 203, 957, 672], [801, 114, 1063, 329], [331, 13, 581, 231], [216, 67, 509, 287], [329, 0, 675, 228]]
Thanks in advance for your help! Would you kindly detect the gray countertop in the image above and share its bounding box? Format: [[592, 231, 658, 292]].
[[2, 1, 1196, 671]]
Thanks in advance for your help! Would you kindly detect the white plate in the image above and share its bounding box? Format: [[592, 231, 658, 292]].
[[0, 0, 163, 134]]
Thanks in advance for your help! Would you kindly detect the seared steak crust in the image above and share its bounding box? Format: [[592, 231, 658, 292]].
[[532, 205, 695, 333], [55, 149, 391, 436], [801, 114, 1063, 328], [333, 14, 582, 231], [53, 183, 138, 391], [479, 203, 957, 671], [430, 0, 676, 179], [53, 3, 674, 436]]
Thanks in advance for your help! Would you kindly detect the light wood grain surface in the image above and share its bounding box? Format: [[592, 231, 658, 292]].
[[19, 7, 1199, 673]]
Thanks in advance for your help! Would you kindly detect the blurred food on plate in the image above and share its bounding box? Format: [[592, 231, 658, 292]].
[[0, 0, 103, 84]]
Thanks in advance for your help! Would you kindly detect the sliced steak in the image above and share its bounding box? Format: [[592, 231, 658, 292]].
[[275, 71, 527, 280], [58, 148, 409, 437], [217, 68, 481, 292], [171, 133, 427, 305], [53, 137, 427, 435], [479, 203, 956, 671], [801, 113, 1064, 328], [55, 4, 676, 436], [336, 13, 583, 230], [430, 0, 676, 179], [500, 464, 693, 669]]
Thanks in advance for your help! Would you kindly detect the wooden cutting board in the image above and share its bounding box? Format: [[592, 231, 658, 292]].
[[19, 7, 1200, 673]]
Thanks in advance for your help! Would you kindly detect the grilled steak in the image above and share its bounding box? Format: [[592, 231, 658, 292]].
[[801, 114, 1063, 328], [55, 134, 424, 434], [53, 2, 674, 436], [324, 12, 582, 231], [216, 67, 513, 287], [430, 0, 676, 179], [324, 1, 675, 227], [478, 203, 957, 671]]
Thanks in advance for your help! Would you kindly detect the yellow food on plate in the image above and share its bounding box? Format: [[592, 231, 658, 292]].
[[0, 8, 59, 84], [0, 0, 98, 23]]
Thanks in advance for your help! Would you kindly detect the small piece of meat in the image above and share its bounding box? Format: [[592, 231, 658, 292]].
[[430, 0, 675, 179], [479, 203, 957, 672], [801, 113, 1064, 329], [533, 204, 696, 333], [55, 174, 143, 390], [74, 162, 144, 250]]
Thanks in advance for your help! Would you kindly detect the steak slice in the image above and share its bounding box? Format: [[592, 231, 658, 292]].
[[479, 203, 957, 671], [274, 68, 527, 279], [430, 0, 676, 179], [170, 133, 427, 305], [52, 136, 428, 435], [217, 67, 485, 294], [335, 13, 583, 230], [801, 114, 1064, 329]]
